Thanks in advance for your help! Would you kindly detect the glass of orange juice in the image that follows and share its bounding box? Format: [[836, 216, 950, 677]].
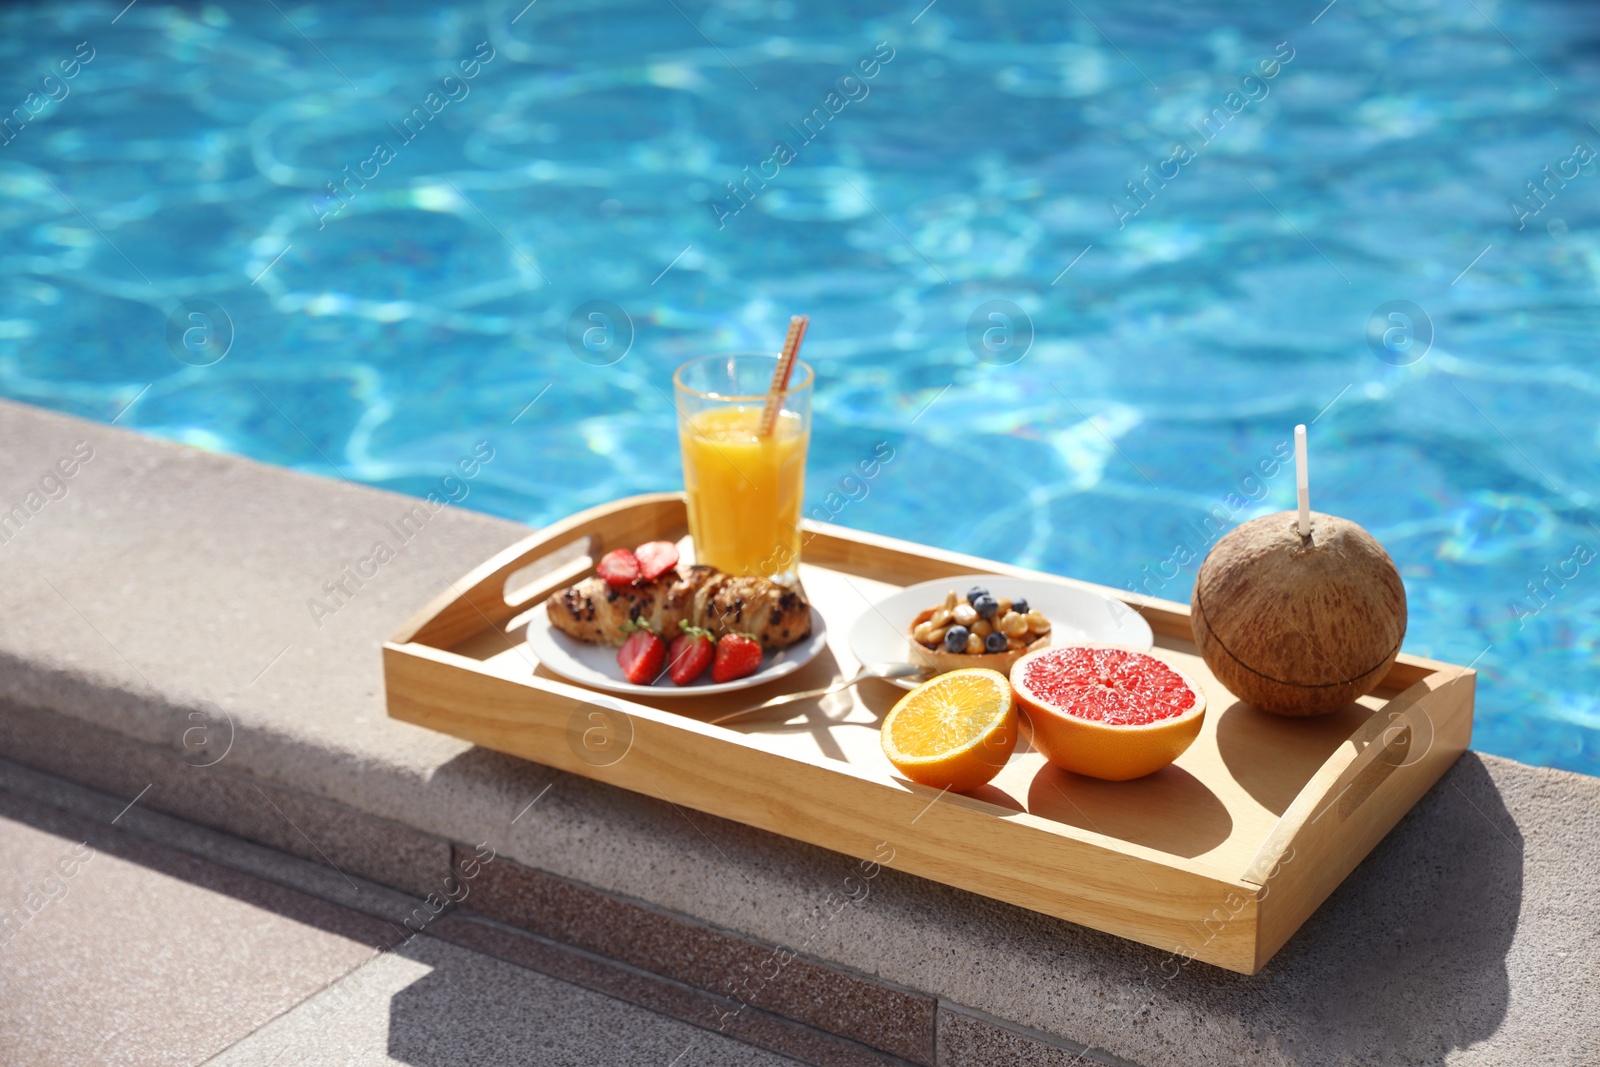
[[673, 353, 812, 579]]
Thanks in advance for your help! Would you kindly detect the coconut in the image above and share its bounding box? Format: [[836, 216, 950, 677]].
[[1190, 510, 1406, 717]]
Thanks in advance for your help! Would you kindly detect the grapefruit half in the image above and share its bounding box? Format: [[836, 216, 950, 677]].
[[1010, 644, 1206, 781]]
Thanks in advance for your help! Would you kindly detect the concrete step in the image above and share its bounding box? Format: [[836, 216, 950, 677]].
[[0, 758, 878, 1067]]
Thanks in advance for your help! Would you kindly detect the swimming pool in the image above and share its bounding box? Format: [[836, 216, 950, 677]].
[[3, 0, 1597, 775]]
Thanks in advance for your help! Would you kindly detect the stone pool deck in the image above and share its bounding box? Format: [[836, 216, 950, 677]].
[[0, 758, 798, 1066], [0, 397, 1596, 1066]]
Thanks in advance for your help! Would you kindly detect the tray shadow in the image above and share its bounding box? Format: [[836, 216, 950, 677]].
[[1261, 753, 1522, 1062], [1025, 762, 1232, 859], [1214, 698, 1376, 816]]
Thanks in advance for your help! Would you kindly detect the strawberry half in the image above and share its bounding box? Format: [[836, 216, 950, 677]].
[[597, 548, 641, 587], [635, 541, 679, 581], [667, 626, 714, 686], [711, 633, 763, 683], [617, 626, 666, 685]]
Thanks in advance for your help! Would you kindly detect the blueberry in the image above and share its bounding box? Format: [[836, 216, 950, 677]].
[[1011, 597, 1029, 616], [965, 586, 989, 605], [984, 631, 1007, 653], [974, 594, 999, 619], [944, 626, 969, 653]]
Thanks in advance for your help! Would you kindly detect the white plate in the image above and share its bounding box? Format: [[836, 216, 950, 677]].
[[847, 574, 1154, 690], [526, 602, 829, 697]]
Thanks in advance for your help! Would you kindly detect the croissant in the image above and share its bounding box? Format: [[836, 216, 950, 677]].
[[546, 564, 812, 650]]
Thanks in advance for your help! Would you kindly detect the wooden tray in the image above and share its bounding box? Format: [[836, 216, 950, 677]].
[[383, 493, 1474, 974]]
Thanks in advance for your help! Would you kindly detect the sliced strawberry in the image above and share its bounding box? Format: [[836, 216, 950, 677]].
[[617, 627, 666, 685], [635, 541, 679, 581], [711, 633, 763, 684], [597, 548, 640, 587], [667, 626, 714, 685]]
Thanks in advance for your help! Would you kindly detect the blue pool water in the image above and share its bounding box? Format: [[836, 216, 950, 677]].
[[2, 1, 1598, 774]]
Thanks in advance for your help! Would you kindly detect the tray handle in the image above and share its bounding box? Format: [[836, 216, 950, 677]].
[[1241, 665, 1473, 887], [392, 492, 687, 648]]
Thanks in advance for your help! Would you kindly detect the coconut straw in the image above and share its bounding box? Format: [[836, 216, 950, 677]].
[[759, 314, 808, 437], [1294, 423, 1310, 538]]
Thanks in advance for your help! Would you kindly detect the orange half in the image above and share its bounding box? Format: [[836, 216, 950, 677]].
[[880, 668, 1017, 793]]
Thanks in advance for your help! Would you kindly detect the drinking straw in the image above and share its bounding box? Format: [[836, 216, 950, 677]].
[[759, 315, 808, 437], [1294, 423, 1310, 538]]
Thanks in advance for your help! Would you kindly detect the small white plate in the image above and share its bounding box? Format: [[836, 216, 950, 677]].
[[525, 602, 829, 697], [847, 574, 1154, 690]]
